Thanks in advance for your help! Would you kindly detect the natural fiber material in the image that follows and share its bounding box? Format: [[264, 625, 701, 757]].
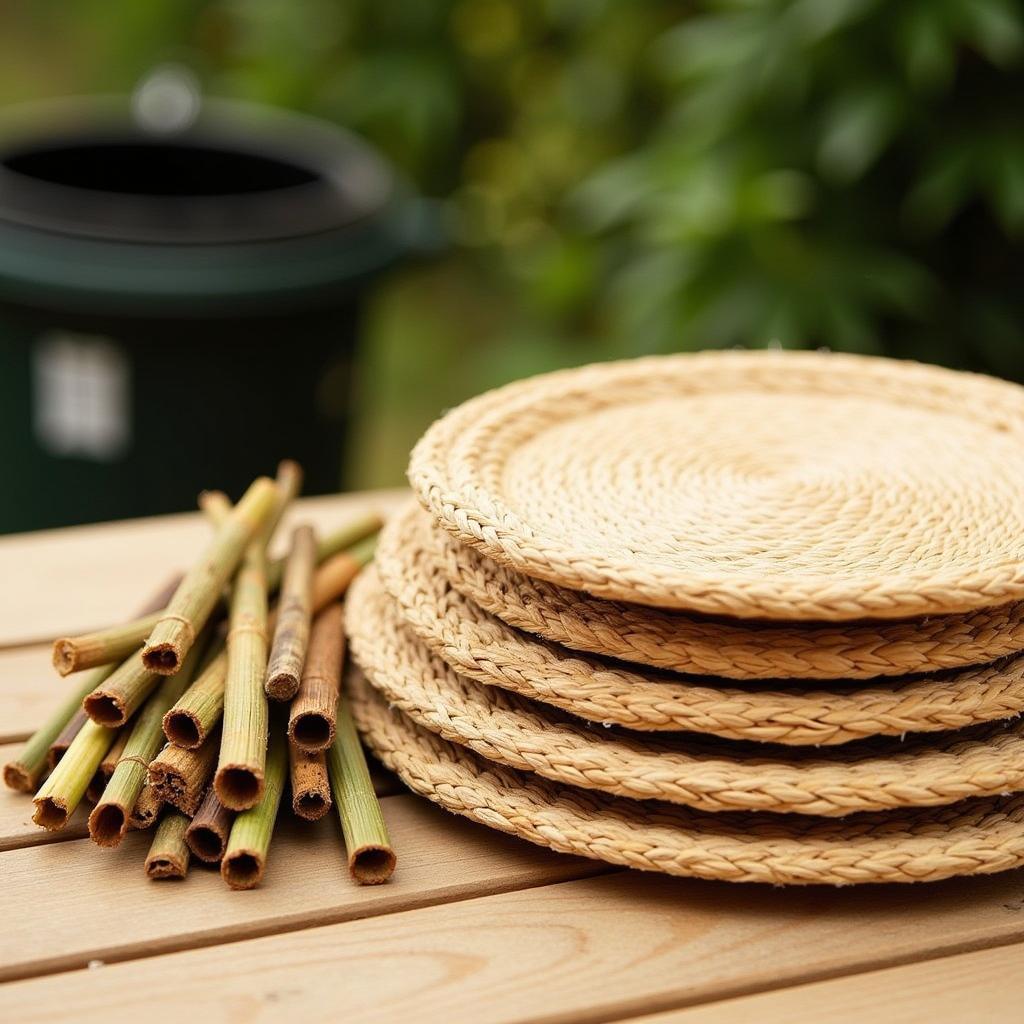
[[350, 571, 1024, 816], [369, 537, 1024, 745], [410, 351, 1024, 620], [422, 506, 1024, 681], [349, 669, 1024, 886]]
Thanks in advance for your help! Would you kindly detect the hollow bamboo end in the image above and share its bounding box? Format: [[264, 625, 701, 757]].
[[145, 854, 188, 880], [88, 803, 128, 848], [33, 796, 69, 831], [83, 691, 126, 728], [51, 639, 77, 676], [289, 713, 334, 752], [214, 765, 265, 811], [265, 671, 300, 702], [221, 848, 265, 889], [142, 642, 183, 675], [185, 824, 228, 863], [4, 762, 35, 793], [350, 845, 397, 885], [293, 791, 330, 821], [163, 709, 204, 749]]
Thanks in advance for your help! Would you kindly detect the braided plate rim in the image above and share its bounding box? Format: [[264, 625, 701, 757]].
[[348, 567, 1024, 817], [410, 350, 1024, 620], [373, 503, 1024, 745], [431, 507, 1024, 680], [349, 669, 1024, 885]]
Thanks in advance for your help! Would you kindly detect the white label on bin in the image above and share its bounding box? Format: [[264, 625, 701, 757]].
[[32, 332, 131, 461]]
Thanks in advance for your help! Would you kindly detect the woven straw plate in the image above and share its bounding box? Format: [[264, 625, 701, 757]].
[[431, 508, 1024, 680], [348, 570, 1024, 817], [349, 669, 1024, 885], [372, 509, 1024, 745], [410, 350, 1024, 620]]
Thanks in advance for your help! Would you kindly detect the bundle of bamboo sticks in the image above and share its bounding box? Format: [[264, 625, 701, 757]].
[[3, 462, 397, 890]]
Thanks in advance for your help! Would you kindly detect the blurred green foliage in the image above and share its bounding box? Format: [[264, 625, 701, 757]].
[[3, 0, 1024, 487]]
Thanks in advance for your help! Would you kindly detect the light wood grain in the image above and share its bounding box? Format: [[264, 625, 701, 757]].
[[0, 794, 606, 982], [5, 867, 1024, 1022], [0, 490, 406, 648], [623, 942, 1024, 1024], [0, 645, 66, 743]]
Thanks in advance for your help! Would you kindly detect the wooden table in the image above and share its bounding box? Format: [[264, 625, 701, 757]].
[[2, 491, 1024, 1023]]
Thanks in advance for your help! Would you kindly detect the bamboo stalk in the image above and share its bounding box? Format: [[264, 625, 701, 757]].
[[51, 574, 182, 676], [327, 690, 396, 884], [128, 783, 163, 830], [145, 810, 191, 880], [266, 511, 382, 591], [32, 720, 116, 830], [82, 653, 160, 728], [290, 745, 332, 821], [86, 729, 129, 804], [48, 708, 89, 770], [149, 727, 220, 815], [88, 635, 209, 847], [220, 726, 287, 889], [265, 524, 317, 701], [185, 787, 234, 863], [197, 489, 232, 523], [162, 539, 371, 751], [142, 476, 278, 675], [288, 602, 344, 751]]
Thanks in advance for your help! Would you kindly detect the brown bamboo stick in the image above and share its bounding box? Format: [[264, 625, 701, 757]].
[[265, 524, 316, 701], [290, 745, 331, 821], [51, 574, 182, 676], [221, 725, 287, 889], [145, 810, 191, 880], [142, 476, 278, 674], [266, 511, 381, 591], [32, 720, 116, 830], [86, 729, 128, 804], [185, 787, 234, 863], [161, 539, 371, 752], [128, 782, 163, 830], [288, 602, 344, 751], [48, 708, 89, 770], [88, 635, 209, 847], [148, 727, 220, 815]]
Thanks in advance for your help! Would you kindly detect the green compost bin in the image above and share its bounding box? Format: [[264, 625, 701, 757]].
[[0, 96, 418, 533]]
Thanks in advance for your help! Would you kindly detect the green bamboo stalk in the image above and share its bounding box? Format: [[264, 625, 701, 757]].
[[88, 633, 209, 847], [49, 708, 89, 770], [186, 787, 234, 863], [220, 726, 287, 889], [266, 511, 382, 591], [142, 476, 278, 675], [86, 728, 129, 803], [265, 524, 317, 701], [82, 651, 161, 728], [145, 810, 191, 880], [32, 720, 116, 830], [327, 691, 396, 885], [3, 664, 115, 793]]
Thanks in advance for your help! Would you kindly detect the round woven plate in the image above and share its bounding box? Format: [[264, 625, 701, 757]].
[[348, 570, 1024, 817], [349, 669, 1024, 885], [410, 350, 1024, 620], [372, 510, 1024, 745], [430, 507, 1024, 680]]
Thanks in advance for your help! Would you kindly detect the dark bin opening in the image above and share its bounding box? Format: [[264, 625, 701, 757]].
[[4, 141, 318, 196]]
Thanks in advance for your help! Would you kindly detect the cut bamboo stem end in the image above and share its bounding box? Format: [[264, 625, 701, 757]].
[[221, 727, 287, 889], [265, 524, 317, 701], [128, 783, 163, 830], [83, 652, 160, 728], [327, 690, 396, 885], [89, 636, 209, 847], [163, 647, 227, 748], [149, 727, 220, 815], [290, 745, 332, 821], [86, 728, 128, 804], [143, 476, 278, 675], [288, 602, 344, 752], [32, 720, 117, 830], [51, 574, 183, 676], [186, 787, 234, 863], [266, 510, 382, 592], [145, 810, 191, 880]]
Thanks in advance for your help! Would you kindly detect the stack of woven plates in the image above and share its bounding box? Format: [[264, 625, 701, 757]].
[[346, 350, 1024, 885]]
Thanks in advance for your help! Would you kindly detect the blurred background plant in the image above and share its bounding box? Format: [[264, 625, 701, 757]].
[[3, 0, 1022, 489]]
